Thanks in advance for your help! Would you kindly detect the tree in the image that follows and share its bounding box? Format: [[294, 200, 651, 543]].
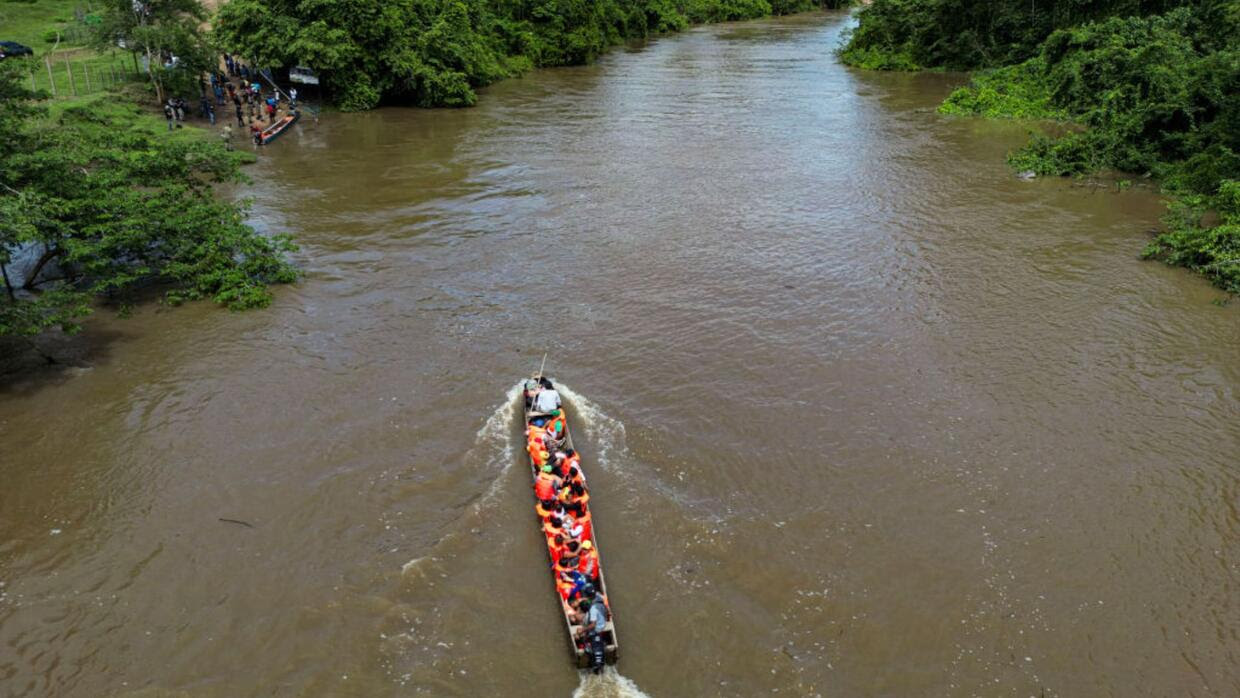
[[213, 0, 848, 110], [0, 60, 298, 343], [93, 0, 215, 104]]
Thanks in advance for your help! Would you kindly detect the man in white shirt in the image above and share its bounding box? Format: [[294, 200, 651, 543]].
[[534, 386, 561, 413]]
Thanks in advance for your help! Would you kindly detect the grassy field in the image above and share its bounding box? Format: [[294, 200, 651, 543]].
[[0, 0, 101, 51], [2, 0, 153, 99], [15, 48, 141, 96]]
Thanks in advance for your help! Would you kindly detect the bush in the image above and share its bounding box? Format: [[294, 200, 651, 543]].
[[1144, 180, 1240, 292]]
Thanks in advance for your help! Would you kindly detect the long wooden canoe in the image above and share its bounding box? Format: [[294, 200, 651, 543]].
[[256, 109, 299, 146], [521, 380, 619, 670]]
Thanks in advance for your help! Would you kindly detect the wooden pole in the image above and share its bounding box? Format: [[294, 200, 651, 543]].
[[83, 63, 91, 92], [45, 57, 56, 97], [64, 57, 76, 96], [30, 67, 37, 91], [536, 352, 548, 381]]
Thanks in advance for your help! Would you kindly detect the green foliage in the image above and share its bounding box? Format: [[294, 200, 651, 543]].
[[1144, 180, 1240, 292], [92, 0, 216, 104], [0, 61, 298, 339], [856, 0, 1240, 294], [943, 8, 1239, 196], [939, 58, 1068, 119], [839, 0, 1199, 71], [214, 0, 848, 111]]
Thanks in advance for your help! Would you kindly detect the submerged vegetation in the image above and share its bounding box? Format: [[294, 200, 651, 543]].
[[843, 0, 1240, 294], [214, 0, 850, 111]]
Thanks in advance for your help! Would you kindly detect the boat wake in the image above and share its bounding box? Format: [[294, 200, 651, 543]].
[[462, 381, 525, 512], [572, 667, 653, 698], [554, 382, 628, 471]]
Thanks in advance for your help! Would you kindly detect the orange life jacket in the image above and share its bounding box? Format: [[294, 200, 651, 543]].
[[560, 487, 589, 509], [535, 500, 555, 520], [564, 456, 585, 485], [534, 472, 559, 500], [542, 518, 563, 539], [575, 511, 593, 542], [577, 549, 599, 578], [546, 415, 565, 435], [547, 537, 562, 565]]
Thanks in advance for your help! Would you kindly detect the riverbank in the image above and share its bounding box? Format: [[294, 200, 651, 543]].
[[214, 0, 853, 110], [0, 61, 297, 364], [840, 1, 1240, 295]]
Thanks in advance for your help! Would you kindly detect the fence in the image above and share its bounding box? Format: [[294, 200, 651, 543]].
[[24, 52, 144, 99]]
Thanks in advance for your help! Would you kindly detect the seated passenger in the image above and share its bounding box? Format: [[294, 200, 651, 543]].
[[534, 465, 562, 506], [560, 513, 584, 541], [545, 410, 566, 437], [551, 451, 569, 478], [556, 575, 576, 600], [559, 568, 589, 600], [535, 498, 559, 521], [559, 481, 589, 516], [542, 514, 564, 541], [561, 448, 581, 473], [577, 539, 600, 581], [547, 533, 564, 565], [557, 539, 581, 573], [529, 442, 549, 468], [573, 508, 593, 542], [523, 379, 541, 410]]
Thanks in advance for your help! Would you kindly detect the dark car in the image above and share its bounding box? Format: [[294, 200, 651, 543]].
[[0, 41, 34, 59]]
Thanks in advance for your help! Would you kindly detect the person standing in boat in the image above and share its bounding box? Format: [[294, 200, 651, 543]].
[[575, 588, 610, 673]]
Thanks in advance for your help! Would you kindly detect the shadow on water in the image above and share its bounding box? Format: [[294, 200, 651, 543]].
[[0, 327, 124, 396]]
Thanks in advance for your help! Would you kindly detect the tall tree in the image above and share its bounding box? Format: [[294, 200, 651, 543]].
[[93, 0, 215, 103]]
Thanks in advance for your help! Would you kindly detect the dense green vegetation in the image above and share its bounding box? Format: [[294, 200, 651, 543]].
[[843, 0, 1240, 294], [0, 61, 297, 340], [214, 0, 849, 111]]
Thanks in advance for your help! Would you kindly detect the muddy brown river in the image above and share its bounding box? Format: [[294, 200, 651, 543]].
[[2, 10, 1238, 698]]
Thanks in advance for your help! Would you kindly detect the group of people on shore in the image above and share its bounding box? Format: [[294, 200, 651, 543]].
[[161, 54, 300, 148], [523, 377, 612, 663]]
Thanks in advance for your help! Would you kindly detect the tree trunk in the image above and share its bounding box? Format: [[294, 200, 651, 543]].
[[145, 45, 164, 104], [1, 262, 15, 302], [22, 246, 63, 291]]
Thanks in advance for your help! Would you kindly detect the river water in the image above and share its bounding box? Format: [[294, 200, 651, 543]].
[[2, 9, 1238, 698]]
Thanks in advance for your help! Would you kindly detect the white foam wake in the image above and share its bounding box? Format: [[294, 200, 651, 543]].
[[464, 381, 525, 512], [554, 382, 628, 471], [572, 667, 654, 698]]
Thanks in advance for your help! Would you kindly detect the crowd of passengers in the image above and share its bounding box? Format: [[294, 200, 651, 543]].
[[523, 377, 611, 647]]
